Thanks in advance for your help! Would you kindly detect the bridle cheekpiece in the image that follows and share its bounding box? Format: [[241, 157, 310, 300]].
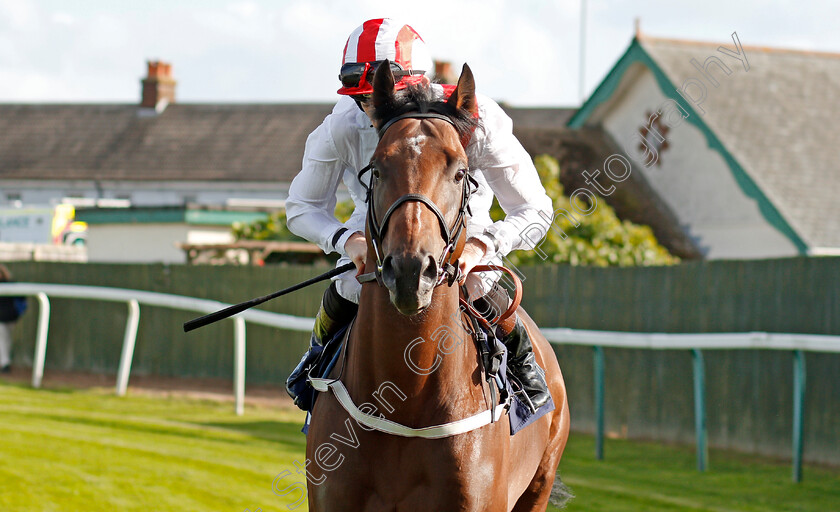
[[357, 112, 477, 288]]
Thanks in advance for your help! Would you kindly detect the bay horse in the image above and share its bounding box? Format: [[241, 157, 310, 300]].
[[305, 62, 570, 511]]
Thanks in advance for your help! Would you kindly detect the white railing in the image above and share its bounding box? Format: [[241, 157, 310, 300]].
[[542, 327, 838, 482], [541, 328, 840, 353], [0, 283, 314, 415]]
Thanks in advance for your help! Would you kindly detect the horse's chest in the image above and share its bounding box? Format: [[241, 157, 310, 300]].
[[306, 404, 509, 511]]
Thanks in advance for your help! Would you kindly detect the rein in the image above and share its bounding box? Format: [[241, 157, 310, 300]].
[[357, 112, 477, 287]]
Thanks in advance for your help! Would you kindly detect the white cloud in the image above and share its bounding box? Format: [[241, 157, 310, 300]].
[[226, 1, 258, 19], [50, 11, 75, 26], [0, 0, 39, 31]]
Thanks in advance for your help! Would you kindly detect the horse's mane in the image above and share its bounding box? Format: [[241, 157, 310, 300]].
[[374, 84, 480, 142]]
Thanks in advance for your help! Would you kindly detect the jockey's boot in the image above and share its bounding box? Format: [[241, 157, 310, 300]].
[[285, 282, 357, 409], [503, 316, 550, 413]]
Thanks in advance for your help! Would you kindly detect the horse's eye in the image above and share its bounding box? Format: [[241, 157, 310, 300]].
[[454, 169, 466, 182], [372, 167, 381, 179]]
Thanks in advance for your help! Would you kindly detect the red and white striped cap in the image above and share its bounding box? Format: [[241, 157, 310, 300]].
[[338, 18, 433, 95]]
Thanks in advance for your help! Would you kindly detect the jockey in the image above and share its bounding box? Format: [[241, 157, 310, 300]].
[[285, 18, 553, 412]]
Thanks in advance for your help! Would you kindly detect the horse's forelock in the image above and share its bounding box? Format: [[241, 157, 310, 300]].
[[374, 84, 478, 143]]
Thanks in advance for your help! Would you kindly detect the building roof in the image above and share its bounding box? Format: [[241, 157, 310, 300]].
[[0, 103, 333, 183], [571, 35, 840, 251], [501, 106, 577, 130], [0, 102, 577, 184]]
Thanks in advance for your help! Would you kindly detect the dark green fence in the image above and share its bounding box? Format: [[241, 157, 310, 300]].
[[6, 262, 331, 384], [5, 257, 839, 465]]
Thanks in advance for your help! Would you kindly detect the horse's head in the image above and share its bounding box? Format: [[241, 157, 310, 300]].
[[364, 61, 478, 316]]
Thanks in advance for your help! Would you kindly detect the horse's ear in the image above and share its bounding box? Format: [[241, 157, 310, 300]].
[[372, 59, 396, 123], [447, 64, 477, 115]]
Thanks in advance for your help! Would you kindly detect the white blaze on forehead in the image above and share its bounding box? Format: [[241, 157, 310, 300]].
[[405, 134, 426, 155]]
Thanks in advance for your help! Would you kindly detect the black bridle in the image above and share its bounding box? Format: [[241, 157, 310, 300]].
[[357, 112, 477, 287]]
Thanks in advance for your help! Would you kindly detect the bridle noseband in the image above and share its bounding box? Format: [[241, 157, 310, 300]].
[[357, 112, 477, 287]]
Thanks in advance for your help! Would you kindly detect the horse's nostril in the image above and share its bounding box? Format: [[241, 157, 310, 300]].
[[381, 255, 395, 284], [422, 254, 438, 283]]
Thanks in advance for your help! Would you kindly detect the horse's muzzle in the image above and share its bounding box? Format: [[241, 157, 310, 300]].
[[380, 252, 438, 315]]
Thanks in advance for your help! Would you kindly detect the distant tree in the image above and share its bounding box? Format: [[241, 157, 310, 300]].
[[491, 155, 679, 267], [231, 200, 354, 242]]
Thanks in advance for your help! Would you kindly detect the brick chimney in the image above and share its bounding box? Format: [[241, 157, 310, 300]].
[[140, 60, 176, 109], [434, 60, 457, 85]]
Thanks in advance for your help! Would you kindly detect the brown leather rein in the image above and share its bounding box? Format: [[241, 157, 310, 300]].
[[459, 265, 523, 334]]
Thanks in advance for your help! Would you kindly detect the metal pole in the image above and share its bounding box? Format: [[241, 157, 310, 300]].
[[115, 300, 140, 396], [692, 348, 708, 472], [32, 293, 50, 389], [792, 350, 806, 483], [594, 345, 605, 460], [579, 0, 588, 103], [234, 316, 246, 416]]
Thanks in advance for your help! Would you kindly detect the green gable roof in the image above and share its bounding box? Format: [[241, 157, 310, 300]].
[[568, 37, 808, 254]]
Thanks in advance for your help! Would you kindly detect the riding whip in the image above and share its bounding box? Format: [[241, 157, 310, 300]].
[[183, 262, 355, 332]]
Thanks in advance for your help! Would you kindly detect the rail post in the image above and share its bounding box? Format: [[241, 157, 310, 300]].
[[594, 345, 605, 460], [32, 293, 51, 389], [115, 300, 140, 396], [792, 350, 806, 482], [233, 316, 246, 416], [692, 348, 708, 472]]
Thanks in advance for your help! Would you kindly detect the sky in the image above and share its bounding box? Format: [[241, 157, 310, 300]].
[[1, 0, 839, 107]]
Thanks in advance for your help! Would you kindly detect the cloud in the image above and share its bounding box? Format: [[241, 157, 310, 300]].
[[0, 0, 39, 31], [50, 11, 76, 26]]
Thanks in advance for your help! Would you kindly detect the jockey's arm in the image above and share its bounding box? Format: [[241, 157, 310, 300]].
[[466, 96, 554, 267], [286, 116, 365, 261]]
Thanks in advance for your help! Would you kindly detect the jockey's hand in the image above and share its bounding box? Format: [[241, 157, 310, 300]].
[[345, 231, 367, 274], [458, 238, 488, 285]]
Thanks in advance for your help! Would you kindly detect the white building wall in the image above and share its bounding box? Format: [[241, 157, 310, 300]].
[[85, 224, 231, 264], [598, 67, 798, 259]]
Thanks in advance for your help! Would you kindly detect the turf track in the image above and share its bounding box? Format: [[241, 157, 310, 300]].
[[0, 380, 836, 511]]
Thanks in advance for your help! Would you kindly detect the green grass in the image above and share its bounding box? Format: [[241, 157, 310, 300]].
[[1, 381, 837, 511], [553, 435, 839, 512]]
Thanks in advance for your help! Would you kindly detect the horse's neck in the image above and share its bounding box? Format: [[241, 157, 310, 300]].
[[346, 283, 485, 421]]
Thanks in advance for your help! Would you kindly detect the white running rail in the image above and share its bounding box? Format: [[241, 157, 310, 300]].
[[540, 328, 840, 353], [0, 283, 314, 415]]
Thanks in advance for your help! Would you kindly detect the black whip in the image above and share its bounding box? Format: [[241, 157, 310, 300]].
[[183, 262, 355, 332]]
